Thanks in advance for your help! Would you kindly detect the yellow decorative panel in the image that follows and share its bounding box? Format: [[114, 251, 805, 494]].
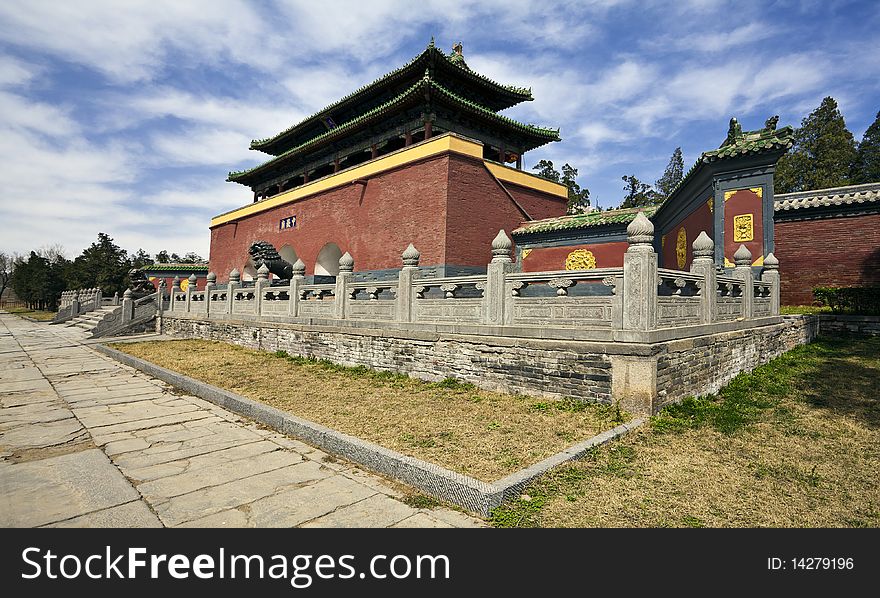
[[725, 187, 762, 202], [724, 257, 734, 268], [733, 213, 754, 242], [707, 197, 713, 213], [676, 227, 687, 269], [565, 249, 596, 270], [752, 255, 764, 267], [520, 249, 531, 260], [180, 278, 189, 292]]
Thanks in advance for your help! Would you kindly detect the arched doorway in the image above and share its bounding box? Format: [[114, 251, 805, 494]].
[[315, 242, 343, 277], [279, 244, 298, 267], [242, 257, 257, 282]]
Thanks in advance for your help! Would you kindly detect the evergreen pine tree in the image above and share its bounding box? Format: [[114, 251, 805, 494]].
[[852, 110, 880, 184], [532, 160, 591, 214], [619, 175, 660, 209], [775, 96, 858, 193], [655, 147, 684, 200], [65, 233, 131, 295]]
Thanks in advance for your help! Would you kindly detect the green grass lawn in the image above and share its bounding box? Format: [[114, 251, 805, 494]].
[[490, 335, 880, 528]]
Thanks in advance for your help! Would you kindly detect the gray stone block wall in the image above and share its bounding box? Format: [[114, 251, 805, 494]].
[[161, 316, 614, 403], [818, 315, 880, 336], [655, 315, 819, 406], [160, 314, 818, 416]]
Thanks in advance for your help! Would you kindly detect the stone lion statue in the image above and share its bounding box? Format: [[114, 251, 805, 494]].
[[128, 268, 156, 298], [248, 240, 294, 281]]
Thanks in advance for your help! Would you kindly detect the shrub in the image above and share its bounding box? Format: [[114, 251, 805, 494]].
[[812, 286, 880, 315]]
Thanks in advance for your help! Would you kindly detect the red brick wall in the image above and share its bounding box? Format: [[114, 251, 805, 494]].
[[445, 155, 540, 267], [660, 199, 713, 270], [209, 153, 575, 281], [522, 242, 628, 272], [209, 156, 450, 281], [774, 214, 880, 305], [503, 182, 568, 221]]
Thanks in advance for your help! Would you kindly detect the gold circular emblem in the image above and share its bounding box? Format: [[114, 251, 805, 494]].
[[565, 249, 596, 271], [180, 278, 189, 292], [676, 227, 687, 269]]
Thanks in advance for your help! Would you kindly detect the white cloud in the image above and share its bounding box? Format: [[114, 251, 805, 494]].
[[0, 0, 271, 83], [0, 55, 39, 88], [0, 91, 79, 137], [149, 127, 255, 168]]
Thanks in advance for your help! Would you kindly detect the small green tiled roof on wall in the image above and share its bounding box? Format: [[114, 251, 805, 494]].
[[142, 263, 209, 272], [513, 205, 659, 235]]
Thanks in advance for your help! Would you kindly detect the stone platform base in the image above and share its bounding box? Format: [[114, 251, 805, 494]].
[[158, 314, 819, 416]]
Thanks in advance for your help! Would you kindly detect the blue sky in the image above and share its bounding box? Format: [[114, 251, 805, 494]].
[[1, 0, 878, 260]]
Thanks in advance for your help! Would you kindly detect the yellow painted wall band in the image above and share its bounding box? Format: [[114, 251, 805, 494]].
[[210, 133, 562, 227], [484, 162, 568, 198]]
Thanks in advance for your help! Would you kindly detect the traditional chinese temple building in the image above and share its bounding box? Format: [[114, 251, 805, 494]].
[[512, 117, 794, 274], [209, 41, 567, 281]]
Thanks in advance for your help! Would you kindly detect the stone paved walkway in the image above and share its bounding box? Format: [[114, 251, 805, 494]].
[[0, 313, 484, 528]]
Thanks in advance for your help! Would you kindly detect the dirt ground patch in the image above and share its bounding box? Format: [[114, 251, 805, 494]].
[[109, 339, 626, 482], [490, 336, 880, 527]]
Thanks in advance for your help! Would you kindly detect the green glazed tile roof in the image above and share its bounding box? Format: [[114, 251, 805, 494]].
[[664, 117, 794, 203], [250, 40, 532, 152], [142, 263, 209, 272], [228, 74, 559, 183], [512, 205, 659, 235]]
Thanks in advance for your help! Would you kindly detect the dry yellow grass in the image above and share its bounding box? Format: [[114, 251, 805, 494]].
[[5, 307, 56, 321], [491, 336, 880, 527], [110, 339, 625, 482]]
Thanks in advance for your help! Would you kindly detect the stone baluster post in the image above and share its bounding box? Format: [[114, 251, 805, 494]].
[[185, 274, 197, 313], [255, 264, 269, 316], [690, 231, 717, 324], [71, 289, 80, 317], [205, 272, 216, 317], [733, 244, 754, 319], [396, 244, 420, 322], [335, 252, 354, 319], [227, 269, 240, 316], [288, 259, 305, 317], [155, 280, 166, 333], [484, 229, 513, 325], [122, 289, 133, 323], [113, 291, 119, 306], [621, 212, 658, 331], [170, 276, 181, 312], [761, 252, 780, 316]]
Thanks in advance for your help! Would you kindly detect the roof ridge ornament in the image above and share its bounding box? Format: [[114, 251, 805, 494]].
[[448, 41, 469, 70], [724, 117, 743, 146]]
